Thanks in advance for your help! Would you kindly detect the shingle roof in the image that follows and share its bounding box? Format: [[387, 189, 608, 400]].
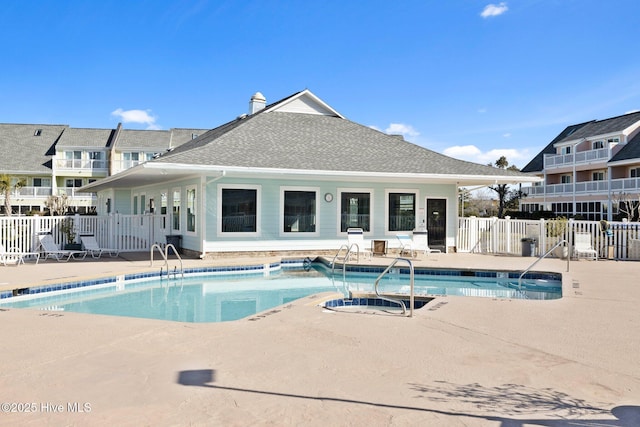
[[0, 123, 67, 174], [555, 111, 640, 144], [611, 131, 640, 162], [56, 127, 114, 148], [113, 128, 209, 151], [155, 110, 527, 178]]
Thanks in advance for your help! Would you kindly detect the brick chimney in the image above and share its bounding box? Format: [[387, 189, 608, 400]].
[[249, 92, 266, 114]]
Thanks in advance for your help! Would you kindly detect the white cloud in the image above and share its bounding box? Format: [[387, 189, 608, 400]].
[[443, 145, 482, 159], [480, 2, 508, 18], [385, 123, 420, 138], [502, 132, 512, 138], [443, 145, 530, 166], [111, 108, 160, 129]]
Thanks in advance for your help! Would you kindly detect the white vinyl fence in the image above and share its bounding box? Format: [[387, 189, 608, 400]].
[[457, 217, 640, 260], [2, 214, 640, 260], [0, 214, 156, 254]]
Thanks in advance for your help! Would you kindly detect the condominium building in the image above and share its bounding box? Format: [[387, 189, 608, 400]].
[[520, 111, 640, 220], [0, 123, 207, 214]]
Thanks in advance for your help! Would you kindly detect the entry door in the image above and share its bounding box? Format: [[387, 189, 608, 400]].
[[426, 198, 446, 251]]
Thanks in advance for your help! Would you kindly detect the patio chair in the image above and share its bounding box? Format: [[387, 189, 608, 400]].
[[0, 242, 40, 266], [573, 232, 598, 261], [412, 230, 442, 255], [346, 228, 371, 260], [396, 234, 416, 257], [37, 234, 87, 262], [80, 235, 119, 258]]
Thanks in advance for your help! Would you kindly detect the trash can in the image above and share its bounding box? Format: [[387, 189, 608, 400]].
[[521, 238, 536, 257], [166, 235, 182, 253]]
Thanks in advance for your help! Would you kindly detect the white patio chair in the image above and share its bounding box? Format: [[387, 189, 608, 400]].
[[80, 235, 119, 258], [412, 230, 442, 255], [0, 242, 40, 266], [37, 234, 87, 262], [346, 228, 371, 261], [396, 234, 416, 257], [573, 232, 598, 261]]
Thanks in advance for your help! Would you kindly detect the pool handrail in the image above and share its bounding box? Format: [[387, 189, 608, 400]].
[[150, 243, 184, 279], [373, 257, 415, 317], [518, 239, 569, 290]]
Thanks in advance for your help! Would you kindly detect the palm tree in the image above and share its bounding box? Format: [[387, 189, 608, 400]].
[[0, 174, 26, 216]]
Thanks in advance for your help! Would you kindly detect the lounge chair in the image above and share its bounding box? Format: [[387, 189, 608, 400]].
[[37, 234, 87, 262], [412, 230, 442, 254], [80, 235, 119, 258], [573, 232, 598, 261], [396, 234, 416, 257], [346, 228, 371, 260], [0, 242, 40, 266]]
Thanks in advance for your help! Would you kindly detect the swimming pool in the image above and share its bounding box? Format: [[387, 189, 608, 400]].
[[0, 260, 562, 322]]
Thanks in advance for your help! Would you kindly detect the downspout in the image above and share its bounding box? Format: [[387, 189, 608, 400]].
[[200, 171, 226, 258]]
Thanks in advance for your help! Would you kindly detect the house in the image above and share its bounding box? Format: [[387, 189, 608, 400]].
[[520, 111, 640, 220], [0, 123, 207, 214], [82, 89, 538, 256]]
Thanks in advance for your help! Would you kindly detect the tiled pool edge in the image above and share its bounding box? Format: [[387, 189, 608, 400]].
[[317, 257, 562, 281], [0, 259, 302, 300]]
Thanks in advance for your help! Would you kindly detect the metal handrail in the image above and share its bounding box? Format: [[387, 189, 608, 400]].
[[518, 239, 569, 289], [331, 243, 359, 274], [150, 243, 184, 279], [373, 257, 415, 317]]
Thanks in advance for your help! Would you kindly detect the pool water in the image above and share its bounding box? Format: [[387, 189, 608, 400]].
[[0, 263, 561, 323]]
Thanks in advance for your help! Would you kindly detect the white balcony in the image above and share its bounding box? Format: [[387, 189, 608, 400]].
[[16, 186, 53, 198], [522, 177, 640, 197], [55, 158, 108, 172], [543, 148, 609, 169]]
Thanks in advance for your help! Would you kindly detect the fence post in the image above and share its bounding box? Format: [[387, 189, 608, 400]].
[[505, 216, 511, 254]]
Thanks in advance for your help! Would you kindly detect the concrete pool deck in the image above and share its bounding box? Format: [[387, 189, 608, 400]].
[[0, 252, 638, 426]]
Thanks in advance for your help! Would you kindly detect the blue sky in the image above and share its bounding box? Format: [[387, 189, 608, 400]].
[[2, 0, 640, 169]]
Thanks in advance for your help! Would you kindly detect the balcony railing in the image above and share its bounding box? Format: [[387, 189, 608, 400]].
[[523, 177, 640, 197], [543, 148, 609, 169], [55, 159, 108, 171], [15, 186, 53, 197]]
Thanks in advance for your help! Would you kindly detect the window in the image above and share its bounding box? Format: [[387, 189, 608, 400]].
[[592, 171, 605, 181], [607, 137, 619, 144], [388, 192, 415, 231], [33, 178, 51, 187], [221, 188, 257, 233], [133, 195, 138, 215], [340, 191, 371, 232], [283, 190, 316, 233], [561, 146, 571, 155], [34, 129, 42, 136], [561, 175, 572, 184], [186, 187, 196, 233], [592, 140, 604, 150], [65, 151, 82, 168], [172, 190, 181, 231], [65, 179, 83, 187], [631, 168, 640, 178], [123, 152, 140, 169]]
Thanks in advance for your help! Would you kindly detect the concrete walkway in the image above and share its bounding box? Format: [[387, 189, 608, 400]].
[[0, 252, 638, 426]]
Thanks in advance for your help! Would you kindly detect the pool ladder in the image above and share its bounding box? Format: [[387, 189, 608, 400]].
[[150, 243, 184, 279], [373, 257, 415, 317]]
